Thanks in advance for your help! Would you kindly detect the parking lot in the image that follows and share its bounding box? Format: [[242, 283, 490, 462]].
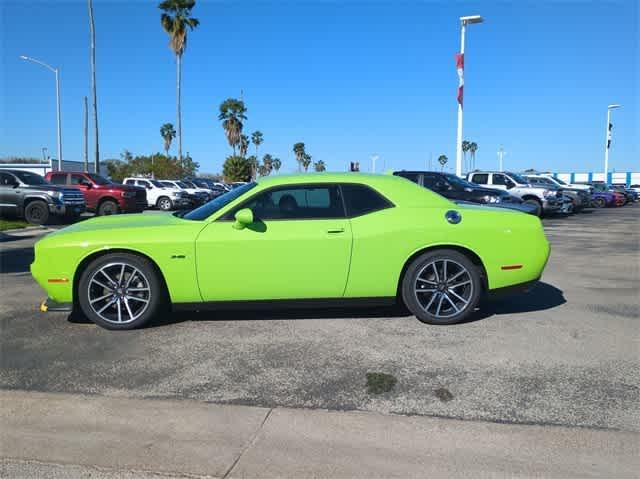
[[1, 204, 638, 436]]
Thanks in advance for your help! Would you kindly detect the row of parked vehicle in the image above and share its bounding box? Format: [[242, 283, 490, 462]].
[[393, 170, 639, 217], [0, 168, 244, 225], [0, 167, 636, 226]]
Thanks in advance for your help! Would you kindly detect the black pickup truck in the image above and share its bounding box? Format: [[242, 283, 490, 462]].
[[0, 169, 86, 224]]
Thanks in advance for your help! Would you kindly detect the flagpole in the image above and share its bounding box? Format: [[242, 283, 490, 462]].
[[604, 104, 622, 182], [455, 15, 483, 178]]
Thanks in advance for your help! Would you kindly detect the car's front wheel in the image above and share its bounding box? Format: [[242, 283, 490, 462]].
[[24, 200, 50, 225], [593, 197, 606, 208], [522, 199, 542, 217], [78, 253, 164, 330], [402, 250, 482, 325], [157, 196, 173, 211], [98, 199, 119, 216]]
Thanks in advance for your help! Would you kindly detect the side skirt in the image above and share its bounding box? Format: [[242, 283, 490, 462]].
[[172, 297, 397, 312]]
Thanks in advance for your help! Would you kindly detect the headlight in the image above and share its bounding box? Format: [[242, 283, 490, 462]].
[[542, 189, 556, 198], [482, 195, 500, 203], [121, 191, 136, 198], [47, 190, 62, 198]]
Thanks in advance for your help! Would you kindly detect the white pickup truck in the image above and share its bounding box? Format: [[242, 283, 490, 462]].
[[467, 171, 563, 217], [123, 177, 190, 211]]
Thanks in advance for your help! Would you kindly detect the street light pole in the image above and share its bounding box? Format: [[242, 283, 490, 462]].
[[498, 146, 505, 171], [455, 15, 483, 177], [20, 55, 63, 170], [604, 104, 621, 181]]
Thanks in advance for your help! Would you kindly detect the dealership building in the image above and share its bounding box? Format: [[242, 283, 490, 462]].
[[554, 171, 639, 186]]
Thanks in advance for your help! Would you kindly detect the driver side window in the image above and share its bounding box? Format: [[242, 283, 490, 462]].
[[228, 185, 345, 220]]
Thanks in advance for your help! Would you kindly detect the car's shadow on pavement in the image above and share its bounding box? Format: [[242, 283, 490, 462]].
[[67, 282, 566, 328]]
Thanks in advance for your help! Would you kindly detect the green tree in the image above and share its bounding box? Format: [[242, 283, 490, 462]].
[[251, 131, 263, 158], [222, 155, 251, 182], [219, 98, 247, 155], [438, 154, 448, 172], [247, 155, 259, 179], [293, 142, 305, 171], [469, 142, 478, 170], [272, 157, 282, 174], [160, 0, 199, 166], [313, 159, 326, 172], [160, 123, 176, 155], [301, 153, 312, 172]]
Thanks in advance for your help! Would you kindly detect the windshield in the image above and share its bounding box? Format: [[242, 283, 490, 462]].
[[182, 182, 257, 220], [507, 173, 530, 185], [14, 171, 49, 185], [444, 174, 476, 188], [553, 177, 567, 185], [532, 177, 555, 186], [86, 173, 112, 185], [151, 180, 166, 188], [182, 181, 196, 188], [175, 181, 189, 188]]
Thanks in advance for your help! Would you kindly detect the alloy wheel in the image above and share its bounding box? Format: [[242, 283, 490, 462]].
[[87, 262, 151, 325], [414, 259, 473, 319]]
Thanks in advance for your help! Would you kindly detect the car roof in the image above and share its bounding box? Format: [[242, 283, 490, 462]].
[[254, 172, 452, 207]]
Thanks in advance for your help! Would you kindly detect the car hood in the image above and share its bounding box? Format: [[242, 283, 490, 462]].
[[47, 212, 193, 237], [19, 184, 67, 193]]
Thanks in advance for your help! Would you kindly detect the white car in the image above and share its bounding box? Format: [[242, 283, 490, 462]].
[[539, 174, 591, 192], [123, 177, 190, 211], [160, 180, 210, 204], [180, 180, 215, 200]]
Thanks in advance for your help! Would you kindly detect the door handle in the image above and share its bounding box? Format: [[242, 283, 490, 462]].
[[327, 228, 345, 234]]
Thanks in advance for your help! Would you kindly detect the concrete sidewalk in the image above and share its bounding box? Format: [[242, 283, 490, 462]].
[[1, 390, 637, 478]]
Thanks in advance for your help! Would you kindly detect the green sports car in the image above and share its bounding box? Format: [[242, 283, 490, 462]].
[[31, 173, 550, 330]]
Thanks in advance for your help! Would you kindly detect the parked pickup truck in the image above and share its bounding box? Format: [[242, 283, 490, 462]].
[[523, 174, 592, 212], [467, 171, 563, 217], [45, 171, 147, 215], [0, 169, 86, 224]]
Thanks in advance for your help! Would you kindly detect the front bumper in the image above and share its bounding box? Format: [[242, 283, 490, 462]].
[[49, 203, 86, 216], [541, 198, 562, 212]]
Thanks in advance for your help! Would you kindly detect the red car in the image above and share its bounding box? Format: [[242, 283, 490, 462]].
[[45, 171, 147, 215], [612, 191, 626, 206]]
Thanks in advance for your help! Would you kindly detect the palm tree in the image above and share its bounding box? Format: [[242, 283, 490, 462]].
[[272, 157, 282, 174], [262, 153, 273, 175], [461, 140, 470, 173], [293, 142, 305, 171], [160, 123, 176, 155], [251, 131, 263, 159], [313, 160, 326, 172], [469, 142, 478, 170], [247, 155, 259, 179], [159, 0, 199, 166], [218, 98, 247, 155], [88, 0, 100, 173], [301, 153, 312, 172], [438, 154, 448, 172], [239, 134, 249, 157]]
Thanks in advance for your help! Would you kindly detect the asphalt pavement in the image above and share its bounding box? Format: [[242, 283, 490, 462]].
[[1, 205, 639, 477]]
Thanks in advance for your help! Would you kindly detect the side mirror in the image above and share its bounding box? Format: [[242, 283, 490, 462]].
[[233, 208, 254, 230], [84, 182, 92, 189], [12, 181, 20, 188]]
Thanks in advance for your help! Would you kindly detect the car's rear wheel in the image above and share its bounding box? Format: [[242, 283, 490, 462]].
[[157, 196, 173, 211], [522, 199, 542, 217], [24, 200, 50, 225], [98, 199, 119, 216], [402, 250, 482, 325], [78, 253, 163, 330], [593, 197, 606, 208]]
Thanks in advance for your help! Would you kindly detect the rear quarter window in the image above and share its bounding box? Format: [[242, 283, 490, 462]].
[[341, 184, 393, 218]]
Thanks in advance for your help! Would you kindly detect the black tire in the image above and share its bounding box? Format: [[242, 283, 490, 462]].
[[157, 196, 173, 211], [98, 199, 119, 216], [522, 198, 542, 217], [78, 253, 164, 330], [24, 200, 50, 225], [401, 249, 482, 325], [593, 197, 606, 208]]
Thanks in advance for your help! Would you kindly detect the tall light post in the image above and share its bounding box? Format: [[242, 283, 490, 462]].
[[20, 55, 63, 170], [498, 146, 505, 171], [371, 154, 379, 173], [455, 15, 483, 177], [604, 104, 622, 181]]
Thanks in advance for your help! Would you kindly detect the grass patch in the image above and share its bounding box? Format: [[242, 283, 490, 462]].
[[0, 219, 29, 231], [366, 372, 397, 395]]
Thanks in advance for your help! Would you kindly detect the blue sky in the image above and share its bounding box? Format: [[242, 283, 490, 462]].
[[1, 0, 637, 174]]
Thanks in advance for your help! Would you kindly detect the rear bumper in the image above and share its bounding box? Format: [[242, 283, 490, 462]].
[[40, 297, 73, 313]]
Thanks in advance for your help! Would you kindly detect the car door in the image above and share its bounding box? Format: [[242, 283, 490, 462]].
[[195, 184, 352, 301], [0, 172, 20, 216], [490, 173, 509, 190], [70, 173, 95, 209]]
